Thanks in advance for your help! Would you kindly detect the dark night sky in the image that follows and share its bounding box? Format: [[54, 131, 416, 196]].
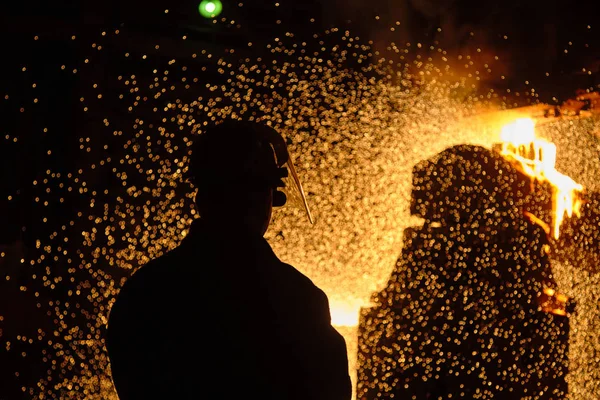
[[2, 0, 599, 97]]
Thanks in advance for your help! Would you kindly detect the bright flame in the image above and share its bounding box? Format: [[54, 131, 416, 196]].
[[500, 118, 584, 239]]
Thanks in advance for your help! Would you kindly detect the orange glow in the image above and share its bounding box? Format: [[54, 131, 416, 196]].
[[330, 305, 360, 327], [550, 308, 568, 316], [542, 287, 570, 316], [499, 118, 584, 239]]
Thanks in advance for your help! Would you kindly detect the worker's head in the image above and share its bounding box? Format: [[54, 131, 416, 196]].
[[189, 120, 308, 235], [410, 144, 529, 225]]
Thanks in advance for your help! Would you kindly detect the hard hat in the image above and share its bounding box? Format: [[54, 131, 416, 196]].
[[189, 120, 313, 224]]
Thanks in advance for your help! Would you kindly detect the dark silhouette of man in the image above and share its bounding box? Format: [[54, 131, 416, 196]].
[[357, 145, 570, 400], [105, 120, 351, 400]]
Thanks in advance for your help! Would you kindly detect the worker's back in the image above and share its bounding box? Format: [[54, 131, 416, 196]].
[[106, 220, 351, 400]]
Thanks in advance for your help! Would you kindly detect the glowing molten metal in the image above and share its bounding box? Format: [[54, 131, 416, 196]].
[[499, 118, 584, 239]]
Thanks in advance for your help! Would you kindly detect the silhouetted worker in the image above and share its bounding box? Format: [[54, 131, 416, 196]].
[[105, 120, 351, 400], [357, 145, 570, 400]]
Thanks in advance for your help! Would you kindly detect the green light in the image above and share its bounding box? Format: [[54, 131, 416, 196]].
[[198, 0, 223, 18]]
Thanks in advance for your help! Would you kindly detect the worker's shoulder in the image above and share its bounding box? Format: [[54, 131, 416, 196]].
[[112, 241, 195, 306], [274, 261, 328, 300], [126, 246, 183, 285], [107, 246, 189, 333]]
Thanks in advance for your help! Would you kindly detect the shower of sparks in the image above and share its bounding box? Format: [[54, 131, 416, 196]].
[[1, 14, 599, 400]]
